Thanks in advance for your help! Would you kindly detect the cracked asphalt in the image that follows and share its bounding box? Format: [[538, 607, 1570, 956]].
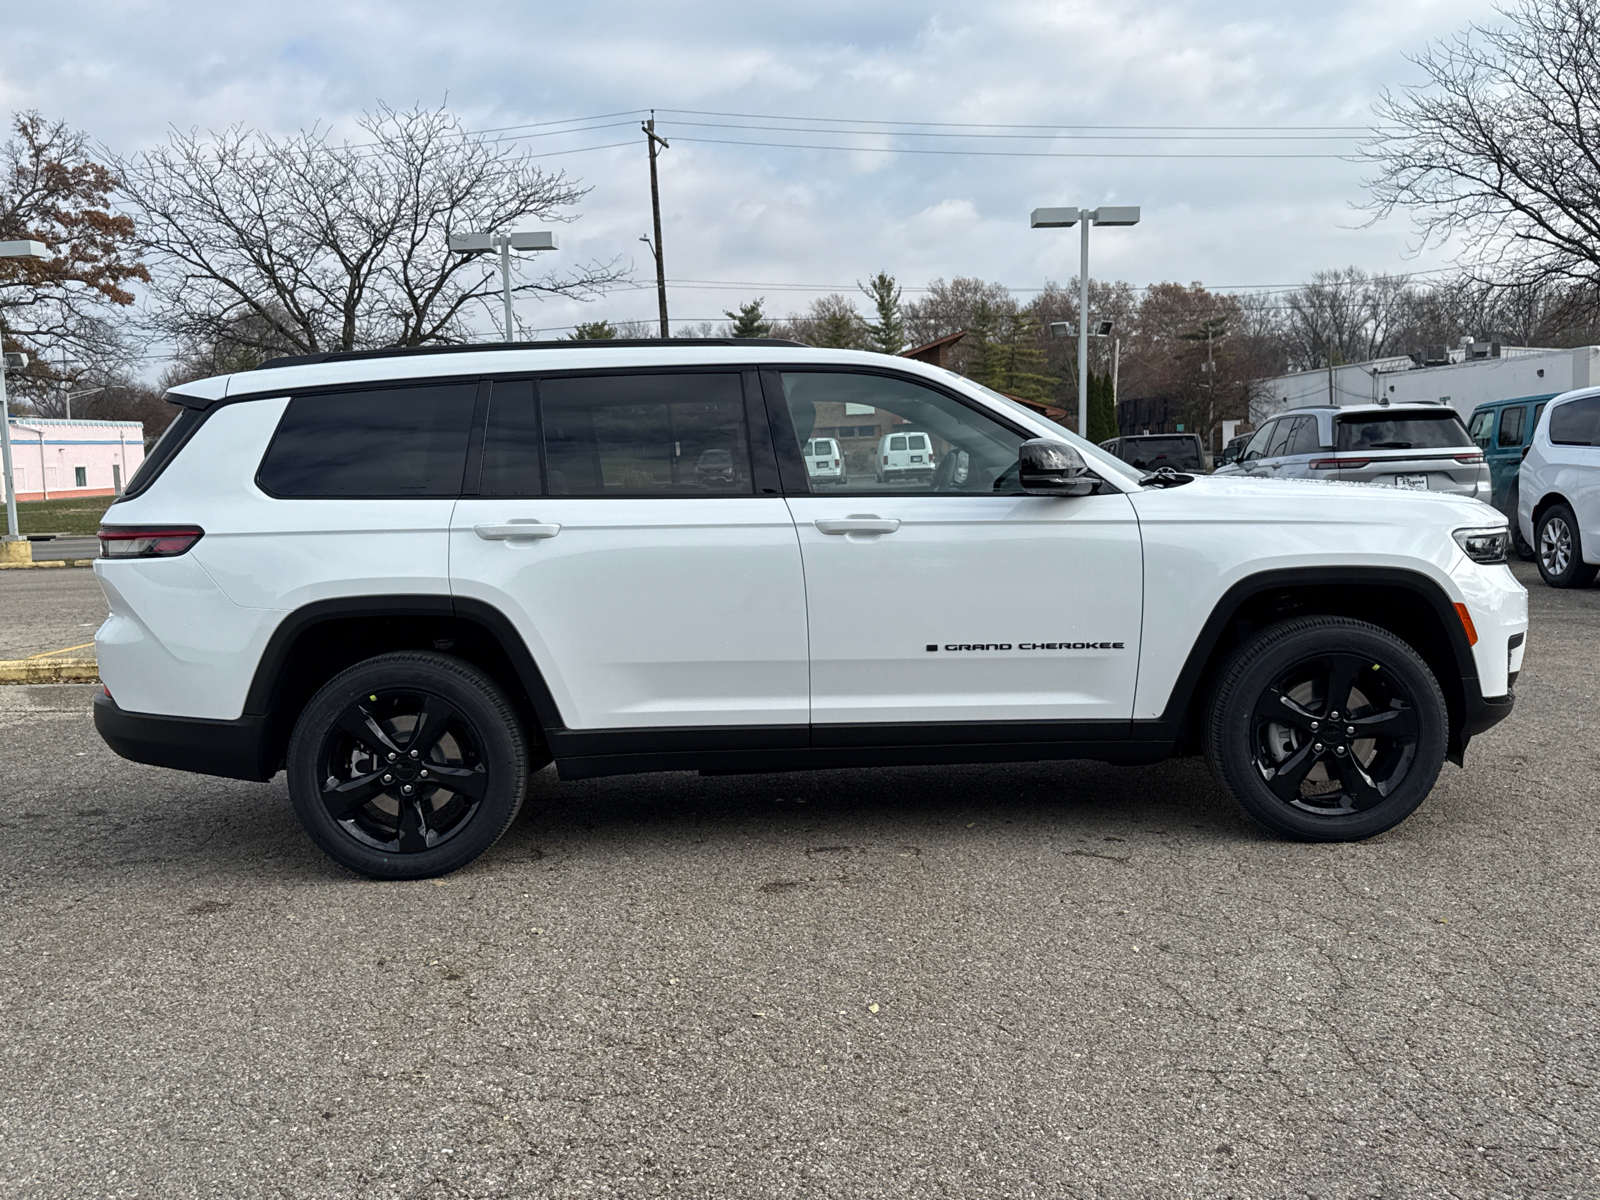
[[1, 561, 1596, 1199]]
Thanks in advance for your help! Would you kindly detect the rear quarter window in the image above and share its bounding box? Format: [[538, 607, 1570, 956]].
[[257, 383, 478, 498]]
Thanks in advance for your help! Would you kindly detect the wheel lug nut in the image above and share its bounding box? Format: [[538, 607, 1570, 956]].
[[382, 774, 393, 783], [409, 750, 420, 759], [419, 769, 429, 778], [1346, 725, 1356, 736], [402, 784, 413, 794], [1313, 742, 1324, 753], [1335, 746, 1347, 756], [1309, 721, 1320, 731], [1329, 711, 1340, 721], [387, 752, 397, 762]]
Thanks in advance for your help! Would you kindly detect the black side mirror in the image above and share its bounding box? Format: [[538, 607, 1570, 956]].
[[1018, 439, 1095, 496]]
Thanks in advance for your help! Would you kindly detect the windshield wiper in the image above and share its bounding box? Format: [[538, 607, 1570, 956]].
[[1140, 467, 1194, 488]]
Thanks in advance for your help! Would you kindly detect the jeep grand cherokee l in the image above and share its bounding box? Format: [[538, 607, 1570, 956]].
[[93, 340, 1527, 878]]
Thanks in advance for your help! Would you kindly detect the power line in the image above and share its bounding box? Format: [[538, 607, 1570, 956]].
[[664, 135, 1352, 160], [653, 107, 1389, 132], [655, 118, 1369, 142]]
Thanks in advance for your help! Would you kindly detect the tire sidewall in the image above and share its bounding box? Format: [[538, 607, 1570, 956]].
[[1536, 504, 1587, 587], [1209, 620, 1448, 841], [287, 654, 527, 879]]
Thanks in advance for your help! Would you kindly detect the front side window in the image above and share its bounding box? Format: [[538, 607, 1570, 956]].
[[1265, 419, 1297, 458], [1336, 410, 1472, 451], [1497, 405, 1526, 448], [778, 371, 1025, 494], [541, 373, 752, 495], [1468, 409, 1493, 447], [258, 383, 478, 498], [1549, 396, 1600, 446], [1240, 422, 1275, 463]]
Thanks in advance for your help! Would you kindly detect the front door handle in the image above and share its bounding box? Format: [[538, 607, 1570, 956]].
[[814, 516, 900, 535], [474, 521, 561, 541]]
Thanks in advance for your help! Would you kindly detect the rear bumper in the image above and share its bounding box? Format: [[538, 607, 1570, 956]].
[[94, 692, 277, 782]]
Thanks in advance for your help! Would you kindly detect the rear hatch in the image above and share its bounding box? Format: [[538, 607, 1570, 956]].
[[1314, 409, 1484, 494]]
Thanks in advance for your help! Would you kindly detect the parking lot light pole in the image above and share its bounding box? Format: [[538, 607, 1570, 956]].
[[1030, 206, 1140, 436], [448, 231, 560, 343], [0, 240, 48, 557]]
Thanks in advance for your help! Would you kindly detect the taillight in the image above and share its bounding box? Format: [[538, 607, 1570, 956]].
[[1309, 458, 1370, 470], [98, 526, 204, 559], [1454, 452, 1485, 464]]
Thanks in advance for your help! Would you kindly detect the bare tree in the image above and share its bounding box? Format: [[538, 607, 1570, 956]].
[[1280, 267, 1419, 370], [1366, 0, 1600, 295], [0, 112, 149, 406], [118, 104, 627, 356]]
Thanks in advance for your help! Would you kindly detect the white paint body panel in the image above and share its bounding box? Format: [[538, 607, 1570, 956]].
[[1132, 475, 1527, 716], [786, 492, 1143, 724], [1518, 388, 1600, 563], [450, 497, 809, 729]]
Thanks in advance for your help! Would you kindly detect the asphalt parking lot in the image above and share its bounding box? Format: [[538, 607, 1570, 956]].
[[1, 563, 1596, 1199]]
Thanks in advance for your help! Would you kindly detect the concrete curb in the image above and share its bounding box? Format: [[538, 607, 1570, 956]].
[[0, 657, 99, 683], [0, 559, 96, 571]]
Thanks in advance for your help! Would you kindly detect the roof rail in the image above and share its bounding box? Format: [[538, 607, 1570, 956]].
[[254, 338, 807, 371]]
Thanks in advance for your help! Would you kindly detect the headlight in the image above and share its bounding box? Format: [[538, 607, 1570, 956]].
[[1453, 526, 1509, 564]]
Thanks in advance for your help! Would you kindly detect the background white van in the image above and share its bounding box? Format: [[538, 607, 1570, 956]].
[[876, 430, 935, 482]]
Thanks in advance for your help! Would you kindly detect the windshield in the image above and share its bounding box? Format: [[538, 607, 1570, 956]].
[[966, 381, 1145, 482], [1336, 411, 1472, 451]]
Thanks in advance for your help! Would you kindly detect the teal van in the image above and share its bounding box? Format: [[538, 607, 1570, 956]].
[[1467, 392, 1555, 558]]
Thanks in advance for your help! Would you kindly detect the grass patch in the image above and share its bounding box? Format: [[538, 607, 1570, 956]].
[[10, 496, 117, 536]]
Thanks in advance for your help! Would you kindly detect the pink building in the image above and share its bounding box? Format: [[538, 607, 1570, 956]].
[[4, 418, 146, 502]]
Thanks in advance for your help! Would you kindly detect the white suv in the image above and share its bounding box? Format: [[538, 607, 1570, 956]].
[[1517, 388, 1600, 588], [93, 340, 1528, 879]]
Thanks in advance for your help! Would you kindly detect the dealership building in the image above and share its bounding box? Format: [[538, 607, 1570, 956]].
[[3, 417, 146, 503], [1268, 342, 1600, 423]]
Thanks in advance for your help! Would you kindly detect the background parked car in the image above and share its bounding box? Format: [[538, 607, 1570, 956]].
[[802, 436, 846, 484], [1229, 403, 1489, 499], [1213, 432, 1253, 473], [1468, 394, 1554, 558], [1099, 433, 1208, 473], [1517, 388, 1600, 588], [875, 430, 935, 482]]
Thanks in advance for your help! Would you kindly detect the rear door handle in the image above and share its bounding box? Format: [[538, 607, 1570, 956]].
[[474, 521, 561, 540], [814, 516, 900, 535]]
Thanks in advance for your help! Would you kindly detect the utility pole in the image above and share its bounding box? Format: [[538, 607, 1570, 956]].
[[643, 113, 670, 338]]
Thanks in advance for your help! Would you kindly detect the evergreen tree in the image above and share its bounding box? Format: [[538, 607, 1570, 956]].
[[804, 293, 867, 348], [1087, 370, 1118, 443], [568, 319, 617, 340], [724, 298, 772, 338], [859, 271, 904, 354], [971, 308, 1054, 402]]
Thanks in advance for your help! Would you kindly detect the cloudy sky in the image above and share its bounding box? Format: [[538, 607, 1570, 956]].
[[3, 0, 1503, 343]]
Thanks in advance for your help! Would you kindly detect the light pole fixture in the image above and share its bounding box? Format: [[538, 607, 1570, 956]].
[[0, 239, 47, 555], [448, 230, 560, 344], [1030, 206, 1140, 437]]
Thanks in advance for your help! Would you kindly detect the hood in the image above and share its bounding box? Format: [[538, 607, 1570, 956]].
[[1134, 472, 1506, 527]]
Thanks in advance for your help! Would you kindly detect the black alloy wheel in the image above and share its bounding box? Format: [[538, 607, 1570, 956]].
[[1536, 503, 1599, 588], [1206, 617, 1448, 841], [287, 653, 528, 879]]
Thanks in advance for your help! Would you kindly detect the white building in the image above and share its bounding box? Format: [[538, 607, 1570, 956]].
[[1264, 344, 1600, 424]]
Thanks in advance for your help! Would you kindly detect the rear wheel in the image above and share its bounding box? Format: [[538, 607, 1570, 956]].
[[1205, 617, 1448, 841], [286, 652, 529, 879], [1536, 503, 1599, 588]]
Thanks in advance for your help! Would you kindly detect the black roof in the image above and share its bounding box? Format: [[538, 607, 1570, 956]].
[[255, 338, 806, 371]]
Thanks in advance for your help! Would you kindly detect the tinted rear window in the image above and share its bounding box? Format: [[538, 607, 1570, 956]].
[[1119, 437, 1203, 470], [540, 373, 752, 496], [1549, 396, 1600, 446], [1335, 411, 1471, 451], [120, 406, 205, 499], [258, 384, 477, 497]]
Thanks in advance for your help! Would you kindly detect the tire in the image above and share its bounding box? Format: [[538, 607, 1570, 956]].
[[1508, 485, 1536, 561], [1535, 503, 1599, 588], [286, 652, 529, 879], [1205, 617, 1448, 842]]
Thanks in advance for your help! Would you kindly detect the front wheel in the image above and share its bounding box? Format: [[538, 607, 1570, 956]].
[[286, 652, 529, 879], [1536, 503, 1599, 588], [1205, 617, 1448, 841]]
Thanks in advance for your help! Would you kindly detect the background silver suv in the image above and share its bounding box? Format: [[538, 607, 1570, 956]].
[[1219, 403, 1489, 498]]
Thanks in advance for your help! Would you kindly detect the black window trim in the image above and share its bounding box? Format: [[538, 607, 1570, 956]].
[[115, 404, 211, 502]]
